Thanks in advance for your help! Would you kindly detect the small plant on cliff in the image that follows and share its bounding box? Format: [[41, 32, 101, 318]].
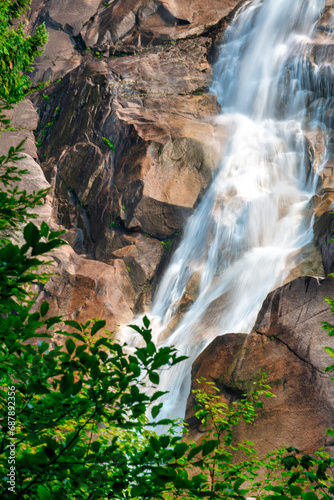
[[102, 136, 116, 152]]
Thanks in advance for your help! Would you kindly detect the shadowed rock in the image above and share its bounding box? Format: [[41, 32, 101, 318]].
[[186, 276, 334, 455]]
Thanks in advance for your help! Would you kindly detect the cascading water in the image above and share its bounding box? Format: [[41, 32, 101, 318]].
[[122, 0, 332, 423]]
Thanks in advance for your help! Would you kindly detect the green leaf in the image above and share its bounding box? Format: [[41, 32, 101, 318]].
[[160, 435, 170, 449], [303, 493, 319, 500], [143, 315, 150, 328], [149, 371, 159, 385], [28, 383, 50, 394], [150, 436, 161, 452], [40, 301, 49, 317], [91, 320, 106, 336], [64, 320, 83, 331], [23, 222, 40, 247], [147, 341, 156, 355], [72, 380, 82, 396], [188, 445, 203, 461], [287, 446, 300, 453], [202, 440, 219, 457], [60, 372, 74, 393], [281, 455, 299, 470], [91, 441, 101, 453], [91, 364, 101, 380], [288, 472, 300, 484], [37, 485, 51, 500], [38, 341, 49, 354], [289, 485, 303, 497], [173, 442, 188, 459], [151, 390, 167, 402], [65, 338, 76, 355], [151, 403, 163, 419], [40, 221, 49, 237], [152, 354, 171, 370], [233, 478, 245, 491]]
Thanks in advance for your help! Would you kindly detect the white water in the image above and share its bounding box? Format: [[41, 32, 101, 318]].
[[122, 0, 332, 424]]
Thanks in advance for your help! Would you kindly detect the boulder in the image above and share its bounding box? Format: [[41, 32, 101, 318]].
[[186, 276, 334, 456], [29, 28, 82, 84], [95, 228, 164, 290], [35, 244, 136, 340]]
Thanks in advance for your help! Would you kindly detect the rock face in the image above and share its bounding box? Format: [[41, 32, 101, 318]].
[[0, 101, 52, 241], [32, 40, 223, 248], [0, 100, 39, 159], [26, 0, 245, 83], [187, 276, 334, 455]]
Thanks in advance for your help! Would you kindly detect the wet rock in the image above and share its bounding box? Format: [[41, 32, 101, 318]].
[[314, 210, 334, 275], [186, 276, 334, 455], [283, 242, 325, 284]]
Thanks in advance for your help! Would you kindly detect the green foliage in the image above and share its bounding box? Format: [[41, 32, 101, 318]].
[[0, 311, 190, 498], [177, 378, 334, 500], [321, 298, 334, 374], [102, 136, 116, 152], [0, 0, 48, 104]]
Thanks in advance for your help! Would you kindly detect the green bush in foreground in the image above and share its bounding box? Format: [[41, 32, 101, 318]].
[[0, 0, 48, 103]]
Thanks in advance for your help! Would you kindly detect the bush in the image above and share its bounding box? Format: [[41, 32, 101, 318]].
[[0, 0, 48, 103]]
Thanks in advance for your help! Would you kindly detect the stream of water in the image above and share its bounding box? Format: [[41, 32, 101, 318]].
[[123, 0, 331, 423]]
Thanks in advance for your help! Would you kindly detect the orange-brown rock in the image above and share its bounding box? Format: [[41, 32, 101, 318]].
[[35, 245, 136, 339], [27, 0, 246, 84], [95, 227, 164, 289], [186, 276, 334, 456]]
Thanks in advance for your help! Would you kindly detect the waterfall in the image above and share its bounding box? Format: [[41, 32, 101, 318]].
[[123, 0, 331, 424]]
